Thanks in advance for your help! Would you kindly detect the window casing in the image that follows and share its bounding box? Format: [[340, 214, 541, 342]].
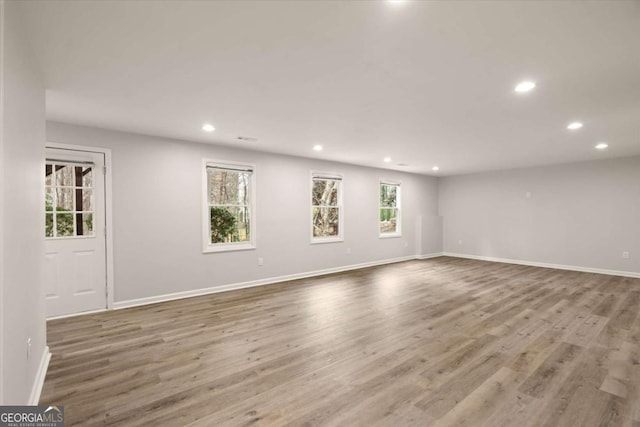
[[311, 172, 343, 243], [379, 180, 401, 237], [203, 160, 256, 253]]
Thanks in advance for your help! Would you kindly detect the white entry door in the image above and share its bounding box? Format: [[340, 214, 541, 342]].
[[44, 148, 107, 317]]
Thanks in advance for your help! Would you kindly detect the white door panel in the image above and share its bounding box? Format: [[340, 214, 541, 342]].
[[45, 148, 107, 317], [44, 252, 60, 299]]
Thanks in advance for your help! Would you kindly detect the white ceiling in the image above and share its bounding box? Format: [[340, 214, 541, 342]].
[[19, 0, 640, 176]]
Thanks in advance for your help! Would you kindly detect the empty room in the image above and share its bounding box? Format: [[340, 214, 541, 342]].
[[1, 0, 639, 425]]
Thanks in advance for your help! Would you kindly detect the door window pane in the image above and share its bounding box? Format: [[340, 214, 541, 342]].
[[45, 188, 54, 211], [55, 188, 74, 211], [55, 165, 75, 186], [80, 166, 92, 187], [45, 164, 53, 186], [45, 161, 96, 238], [75, 188, 93, 211], [45, 214, 54, 237], [56, 213, 75, 237], [78, 213, 93, 236]]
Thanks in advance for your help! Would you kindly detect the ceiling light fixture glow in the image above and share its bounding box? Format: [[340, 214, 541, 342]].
[[384, 157, 392, 163], [514, 81, 536, 93], [595, 143, 608, 150], [202, 123, 215, 132], [313, 144, 323, 151], [567, 122, 583, 130], [432, 166, 440, 171]]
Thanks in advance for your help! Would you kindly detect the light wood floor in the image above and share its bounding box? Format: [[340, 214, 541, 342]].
[[41, 257, 640, 426]]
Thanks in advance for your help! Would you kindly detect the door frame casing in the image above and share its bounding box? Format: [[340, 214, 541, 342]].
[[45, 142, 114, 316]]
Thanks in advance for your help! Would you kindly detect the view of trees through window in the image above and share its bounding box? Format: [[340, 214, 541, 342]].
[[312, 177, 341, 238], [204, 162, 404, 248], [380, 182, 399, 234], [207, 166, 252, 244], [45, 163, 94, 238]]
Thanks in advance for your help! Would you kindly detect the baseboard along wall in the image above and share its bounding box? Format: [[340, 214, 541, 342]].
[[442, 252, 640, 279], [113, 253, 443, 310], [29, 346, 51, 405], [112, 251, 639, 311]]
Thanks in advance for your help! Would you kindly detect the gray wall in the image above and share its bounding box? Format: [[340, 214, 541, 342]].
[[47, 122, 442, 303], [439, 156, 640, 274], [0, 1, 47, 404]]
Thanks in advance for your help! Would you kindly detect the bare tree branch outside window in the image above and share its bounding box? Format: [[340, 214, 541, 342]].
[[312, 177, 341, 238]]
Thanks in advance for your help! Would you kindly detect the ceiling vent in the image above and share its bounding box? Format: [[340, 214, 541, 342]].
[[237, 136, 258, 142]]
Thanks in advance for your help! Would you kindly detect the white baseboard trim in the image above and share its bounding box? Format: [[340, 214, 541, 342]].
[[28, 346, 51, 405], [60, 252, 639, 316], [47, 308, 108, 321], [442, 252, 640, 279], [114, 254, 441, 310], [416, 252, 444, 260]]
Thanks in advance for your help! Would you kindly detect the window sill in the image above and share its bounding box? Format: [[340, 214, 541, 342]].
[[311, 237, 344, 245], [379, 233, 402, 239], [203, 242, 256, 253]]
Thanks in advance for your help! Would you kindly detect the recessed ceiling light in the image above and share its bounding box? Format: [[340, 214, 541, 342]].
[[387, 0, 406, 4], [595, 143, 608, 150], [567, 122, 583, 130], [313, 144, 323, 151], [383, 157, 392, 163], [514, 81, 536, 93], [202, 123, 215, 132], [432, 166, 440, 171]]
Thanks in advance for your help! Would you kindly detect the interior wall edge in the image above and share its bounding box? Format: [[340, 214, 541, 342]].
[[1, 0, 47, 404], [0, 0, 6, 406]]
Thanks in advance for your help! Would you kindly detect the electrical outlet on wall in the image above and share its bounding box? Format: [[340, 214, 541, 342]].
[[258, 257, 264, 266], [458, 240, 463, 245], [346, 248, 351, 254], [622, 251, 630, 259]]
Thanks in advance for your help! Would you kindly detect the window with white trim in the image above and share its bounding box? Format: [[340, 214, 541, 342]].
[[311, 172, 343, 243], [379, 180, 401, 237], [203, 160, 256, 252]]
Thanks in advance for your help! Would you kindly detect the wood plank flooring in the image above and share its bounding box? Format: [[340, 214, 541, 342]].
[[40, 257, 640, 426]]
